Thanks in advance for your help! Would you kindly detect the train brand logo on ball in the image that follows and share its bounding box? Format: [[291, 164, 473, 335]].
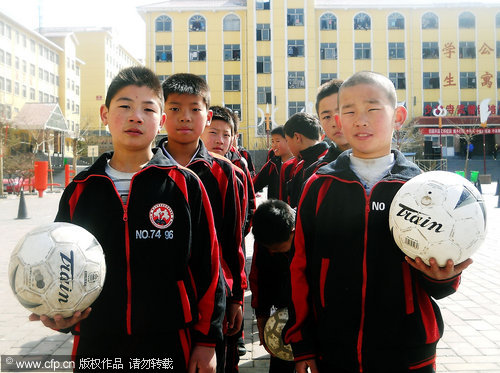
[[149, 203, 174, 229]]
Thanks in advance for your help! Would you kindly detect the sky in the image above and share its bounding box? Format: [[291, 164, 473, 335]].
[[0, 0, 153, 60]]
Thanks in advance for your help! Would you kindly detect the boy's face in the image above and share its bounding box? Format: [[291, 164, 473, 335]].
[[336, 83, 406, 159], [201, 119, 232, 156], [164, 93, 213, 147], [264, 232, 294, 254], [285, 134, 301, 157], [271, 134, 290, 157], [100, 85, 165, 153], [318, 93, 349, 149]]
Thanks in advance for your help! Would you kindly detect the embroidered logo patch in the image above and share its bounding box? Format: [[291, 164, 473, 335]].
[[149, 203, 174, 229]]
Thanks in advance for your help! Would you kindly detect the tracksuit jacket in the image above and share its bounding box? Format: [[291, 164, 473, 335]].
[[158, 138, 247, 304], [55, 149, 225, 346], [253, 154, 282, 200], [283, 150, 462, 372], [285, 142, 329, 208], [302, 144, 343, 183]]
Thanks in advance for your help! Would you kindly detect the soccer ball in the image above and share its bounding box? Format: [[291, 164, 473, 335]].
[[264, 308, 294, 361], [389, 171, 486, 267], [8, 222, 106, 318]]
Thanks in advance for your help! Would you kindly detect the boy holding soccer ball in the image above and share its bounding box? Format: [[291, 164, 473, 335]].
[[31, 66, 225, 372], [283, 71, 472, 373]]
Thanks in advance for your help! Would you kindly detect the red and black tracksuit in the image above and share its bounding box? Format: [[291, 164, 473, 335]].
[[55, 149, 225, 371], [253, 154, 283, 200], [159, 139, 247, 373], [302, 144, 343, 183], [284, 150, 462, 372], [283, 142, 329, 208]]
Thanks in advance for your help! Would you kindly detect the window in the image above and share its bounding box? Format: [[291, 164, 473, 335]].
[[224, 75, 240, 91], [388, 13, 404, 29], [258, 86, 272, 104], [389, 73, 406, 89], [256, 24, 270, 41], [39, 68, 43, 79], [459, 41, 476, 58], [423, 101, 439, 116], [0, 21, 3, 36], [189, 15, 206, 32], [224, 44, 240, 61], [423, 72, 440, 89], [0, 77, 4, 91], [320, 13, 337, 30], [189, 45, 206, 61], [422, 42, 439, 59], [256, 0, 270, 10], [50, 73, 55, 85], [355, 43, 371, 59], [459, 12, 475, 28], [256, 56, 271, 73], [6, 52, 11, 66], [156, 45, 172, 62], [155, 15, 172, 32], [30, 88, 35, 100], [287, 9, 304, 26], [388, 42, 405, 59], [320, 73, 338, 85], [22, 85, 26, 98], [354, 13, 371, 30], [225, 104, 241, 119], [15, 57, 19, 69], [14, 82, 19, 95], [157, 75, 169, 82], [223, 14, 240, 31], [29, 64, 35, 76], [320, 43, 337, 60], [22, 60, 26, 73], [422, 12, 438, 29], [30, 39, 35, 52], [497, 41, 500, 58], [497, 13, 500, 28], [288, 40, 304, 57], [497, 72, 500, 88], [289, 101, 305, 117], [460, 72, 476, 89], [0, 49, 3, 64], [288, 71, 305, 89]]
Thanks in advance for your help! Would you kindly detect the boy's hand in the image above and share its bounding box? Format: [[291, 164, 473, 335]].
[[405, 256, 473, 280], [296, 359, 319, 373], [188, 345, 216, 373], [226, 303, 243, 336], [256, 316, 272, 354], [29, 308, 91, 330]]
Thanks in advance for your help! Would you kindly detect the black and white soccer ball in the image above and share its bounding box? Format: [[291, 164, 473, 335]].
[[389, 171, 486, 267], [264, 308, 294, 361], [9, 222, 106, 318]]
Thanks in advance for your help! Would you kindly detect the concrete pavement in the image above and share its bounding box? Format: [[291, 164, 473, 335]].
[[0, 181, 499, 372]]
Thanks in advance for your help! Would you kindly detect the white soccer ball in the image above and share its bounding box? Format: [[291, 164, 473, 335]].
[[389, 171, 486, 267], [8, 222, 106, 318], [264, 308, 294, 361]]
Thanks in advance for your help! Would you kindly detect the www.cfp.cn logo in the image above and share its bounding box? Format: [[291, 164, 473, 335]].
[[149, 203, 174, 229]]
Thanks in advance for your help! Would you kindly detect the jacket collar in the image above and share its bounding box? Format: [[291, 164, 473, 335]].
[[317, 149, 421, 182], [299, 141, 329, 161]]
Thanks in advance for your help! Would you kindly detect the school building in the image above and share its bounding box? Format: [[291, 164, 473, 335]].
[[137, 0, 500, 157]]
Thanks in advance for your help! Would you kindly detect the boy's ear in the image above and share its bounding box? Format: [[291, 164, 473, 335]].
[[394, 106, 407, 130], [100, 104, 108, 125], [294, 132, 302, 144], [206, 109, 213, 126], [158, 113, 166, 133]]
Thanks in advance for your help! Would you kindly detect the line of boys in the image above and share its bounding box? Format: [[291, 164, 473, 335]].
[[252, 71, 472, 373], [30, 67, 254, 373], [29, 65, 472, 373]]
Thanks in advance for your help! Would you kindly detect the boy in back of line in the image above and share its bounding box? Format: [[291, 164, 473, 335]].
[[159, 75, 246, 373], [31, 66, 225, 372], [302, 79, 350, 181], [249, 199, 296, 373], [253, 126, 293, 200], [283, 71, 472, 373], [282, 112, 329, 208]]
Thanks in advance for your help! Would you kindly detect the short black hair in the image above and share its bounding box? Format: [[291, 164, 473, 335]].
[[340, 71, 397, 108], [315, 79, 343, 114], [105, 66, 163, 111], [161, 73, 211, 108], [210, 105, 235, 134], [252, 199, 295, 246], [271, 126, 285, 137], [283, 112, 321, 141]]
